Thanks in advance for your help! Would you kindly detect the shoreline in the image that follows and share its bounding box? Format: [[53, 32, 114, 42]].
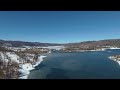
[[108, 56, 120, 65], [18, 55, 47, 79], [61, 49, 106, 53], [108, 48, 120, 50], [18, 48, 120, 79], [61, 47, 120, 53]]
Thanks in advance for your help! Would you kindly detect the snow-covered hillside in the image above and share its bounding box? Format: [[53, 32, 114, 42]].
[[0, 52, 19, 64], [0, 50, 47, 79]]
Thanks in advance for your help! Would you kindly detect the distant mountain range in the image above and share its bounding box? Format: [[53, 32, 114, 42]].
[[66, 39, 120, 47], [64, 39, 120, 50], [0, 39, 120, 48], [0, 39, 63, 47]]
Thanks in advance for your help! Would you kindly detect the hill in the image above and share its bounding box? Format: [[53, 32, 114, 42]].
[[62, 39, 120, 51], [0, 39, 62, 47]]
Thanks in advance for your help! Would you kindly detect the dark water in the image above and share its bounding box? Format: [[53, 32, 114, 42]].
[[28, 49, 120, 79]]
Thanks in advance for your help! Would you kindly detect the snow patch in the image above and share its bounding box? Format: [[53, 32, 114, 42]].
[[18, 55, 47, 79], [109, 47, 120, 49], [6, 52, 20, 63], [41, 46, 65, 50]]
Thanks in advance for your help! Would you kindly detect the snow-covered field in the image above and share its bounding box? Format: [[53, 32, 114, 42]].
[[41, 46, 65, 50]]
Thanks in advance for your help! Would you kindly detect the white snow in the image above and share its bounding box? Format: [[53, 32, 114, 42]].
[[19, 68, 30, 75], [18, 63, 34, 79], [6, 52, 20, 63], [19, 76, 28, 79], [33, 55, 46, 67], [108, 56, 120, 66], [0, 51, 47, 79], [109, 47, 120, 49], [7, 47, 27, 52], [0, 52, 20, 63], [18, 55, 47, 79], [19, 63, 34, 71], [117, 61, 120, 65], [0, 45, 51, 79], [41, 46, 65, 50], [25, 54, 35, 61], [0, 52, 6, 62], [82, 48, 106, 52]]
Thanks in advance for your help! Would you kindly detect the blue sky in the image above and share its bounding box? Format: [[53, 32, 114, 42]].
[[0, 11, 120, 43]]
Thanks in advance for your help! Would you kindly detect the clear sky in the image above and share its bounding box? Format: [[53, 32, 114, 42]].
[[0, 11, 120, 43]]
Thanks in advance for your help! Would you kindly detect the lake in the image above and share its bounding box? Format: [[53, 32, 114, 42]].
[[28, 49, 120, 79]]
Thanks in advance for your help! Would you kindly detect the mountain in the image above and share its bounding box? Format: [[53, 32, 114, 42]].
[[0, 39, 63, 47], [66, 39, 120, 46], [1, 39, 120, 48], [63, 39, 120, 51]]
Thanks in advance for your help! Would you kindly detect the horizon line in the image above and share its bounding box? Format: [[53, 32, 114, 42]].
[[0, 38, 120, 44]]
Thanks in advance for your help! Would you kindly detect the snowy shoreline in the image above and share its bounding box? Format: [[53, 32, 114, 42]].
[[83, 47, 120, 52], [108, 47, 120, 50], [64, 47, 120, 53], [18, 55, 47, 79], [108, 56, 120, 65]]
